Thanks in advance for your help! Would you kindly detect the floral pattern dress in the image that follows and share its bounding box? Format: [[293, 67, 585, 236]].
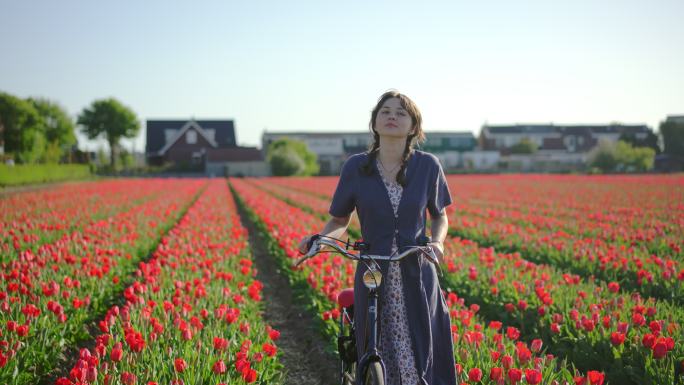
[[377, 159, 420, 385]]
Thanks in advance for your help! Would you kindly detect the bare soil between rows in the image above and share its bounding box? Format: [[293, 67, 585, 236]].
[[235, 199, 339, 385]]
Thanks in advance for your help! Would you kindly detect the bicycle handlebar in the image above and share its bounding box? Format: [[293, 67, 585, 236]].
[[294, 236, 442, 275]]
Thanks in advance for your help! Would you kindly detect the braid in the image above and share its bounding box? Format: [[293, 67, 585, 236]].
[[396, 135, 414, 187], [361, 131, 381, 175]]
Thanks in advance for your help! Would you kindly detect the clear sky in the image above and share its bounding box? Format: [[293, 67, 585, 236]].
[[1, 0, 683, 152]]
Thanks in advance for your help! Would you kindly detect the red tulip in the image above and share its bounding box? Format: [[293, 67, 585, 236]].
[[632, 313, 645, 326], [214, 337, 228, 351], [649, 320, 661, 335], [525, 369, 542, 384], [506, 327, 520, 340], [587, 371, 604, 385], [87, 367, 98, 383], [174, 358, 187, 373], [121, 372, 137, 385], [502, 355, 513, 369], [508, 368, 522, 383], [213, 360, 227, 374], [268, 328, 281, 341], [607, 282, 619, 293], [468, 367, 482, 382], [516, 343, 532, 364], [610, 332, 625, 346], [243, 368, 257, 383], [652, 341, 668, 359], [642, 333, 655, 348], [263, 343, 278, 357], [110, 343, 123, 362], [17, 325, 29, 337], [530, 339, 543, 353], [490, 367, 503, 381]]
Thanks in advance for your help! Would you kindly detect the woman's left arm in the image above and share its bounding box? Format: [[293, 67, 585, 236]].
[[429, 211, 449, 264]]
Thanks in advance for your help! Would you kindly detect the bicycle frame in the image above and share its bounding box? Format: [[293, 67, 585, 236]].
[[295, 236, 441, 384], [356, 278, 385, 383]]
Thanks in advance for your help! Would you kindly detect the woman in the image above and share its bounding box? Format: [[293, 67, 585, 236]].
[[298, 90, 456, 385]]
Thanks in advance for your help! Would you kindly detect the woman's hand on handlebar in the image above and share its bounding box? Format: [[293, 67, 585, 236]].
[[428, 241, 444, 264], [297, 235, 315, 255]]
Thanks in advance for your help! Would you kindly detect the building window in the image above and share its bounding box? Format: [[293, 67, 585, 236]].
[[564, 136, 576, 151], [192, 152, 202, 164], [186, 130, 197, 144]]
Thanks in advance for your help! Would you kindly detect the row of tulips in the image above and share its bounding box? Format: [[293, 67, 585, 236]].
[[447, 208, 684, 304], [0, 180, 168, 263], [260, 174, 683, 254], [444, 175, 680, 229], [255, 175, 684, 305], [56, 180, 283, 385], [441, 175, 684, 304], [263, 173, 683, 232], [441, 236, 684, 385], [0, 179, 206, 384], [230, 178, 603, 385], [245, 178, 361, 236]]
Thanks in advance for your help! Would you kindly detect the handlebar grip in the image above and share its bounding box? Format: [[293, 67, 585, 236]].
[[306, 234, 321, 252], [295, 237, 321, 267]]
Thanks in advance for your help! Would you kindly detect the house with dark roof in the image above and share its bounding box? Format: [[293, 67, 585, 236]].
[[479, 123, 654, 171], [145, 119, 268, 176], [480, 123, 652, 154]]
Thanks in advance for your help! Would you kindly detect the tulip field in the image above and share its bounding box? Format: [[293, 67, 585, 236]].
[[0, 175, 682, 385]]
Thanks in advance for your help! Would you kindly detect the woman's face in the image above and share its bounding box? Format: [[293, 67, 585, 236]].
[[373, 97, 414, 139]]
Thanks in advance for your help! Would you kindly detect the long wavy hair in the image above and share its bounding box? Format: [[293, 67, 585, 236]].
[[361, 90, 426, 186]]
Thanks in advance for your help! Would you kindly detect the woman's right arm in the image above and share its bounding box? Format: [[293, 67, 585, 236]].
[[297, 214, 352, 254]]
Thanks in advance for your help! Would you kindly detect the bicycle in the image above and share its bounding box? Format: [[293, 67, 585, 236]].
[[294, 234, 441, 385]]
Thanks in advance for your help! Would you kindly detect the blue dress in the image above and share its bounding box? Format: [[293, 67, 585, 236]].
[[329, 150, 456, 385]]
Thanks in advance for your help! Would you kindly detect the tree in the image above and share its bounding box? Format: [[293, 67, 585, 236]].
[[509, 138, 538, 154], [266, 137, 319, 176], [589, 140, 654, 173], [589, 140, 618, 173], [0, 91, 44, 163], [78, 98, 140, 167], [619, 131, 660, 154], [28, 98, 76, 159], [659, 119, 684, 158]]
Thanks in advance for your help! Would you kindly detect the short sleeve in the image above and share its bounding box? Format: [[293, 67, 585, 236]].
[[427, 159, 452, 217], [329, 157, 356, 217]]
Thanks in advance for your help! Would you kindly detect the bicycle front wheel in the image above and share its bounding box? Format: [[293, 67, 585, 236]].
[[363, 361, 384, 385]]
